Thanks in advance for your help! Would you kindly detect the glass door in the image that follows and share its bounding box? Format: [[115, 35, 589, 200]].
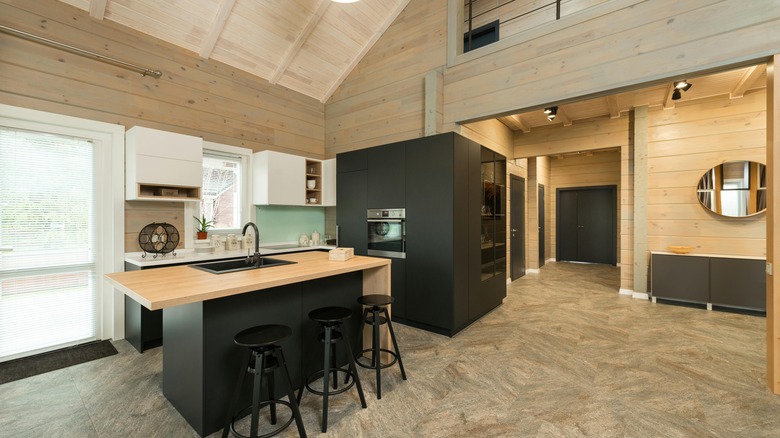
[[0, 127, 98, 361]]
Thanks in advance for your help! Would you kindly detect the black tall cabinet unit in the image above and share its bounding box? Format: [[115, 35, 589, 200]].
[[337, 132, 506, 336]]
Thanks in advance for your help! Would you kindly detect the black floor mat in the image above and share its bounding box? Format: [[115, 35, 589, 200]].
[[0, 340, 118, 385]]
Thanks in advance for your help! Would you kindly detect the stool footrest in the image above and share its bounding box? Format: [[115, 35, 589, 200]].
[[230, 401, 295, 438], [355, 348, 399, 369], [303, 367, 356, 396]]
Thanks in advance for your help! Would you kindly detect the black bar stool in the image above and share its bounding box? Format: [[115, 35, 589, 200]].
[[298, 306, 366, 433], [222, 324, 306, 438], [354, 294, 407, 399]]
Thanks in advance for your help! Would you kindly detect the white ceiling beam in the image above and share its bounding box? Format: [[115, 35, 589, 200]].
[[320, 0, 412, 103], [606, 95, 620, 118], [198, 0, 237, 59], [663, 83, 675, 109], [270, 0, 330, 85], [730, 64, 766, 99], [89, 0, 108, 20]]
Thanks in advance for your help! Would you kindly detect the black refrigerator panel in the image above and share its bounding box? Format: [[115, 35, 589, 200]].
[[336, 169, 368, 255], [367, 141, 406, 209], [405, 133, 456, 333]]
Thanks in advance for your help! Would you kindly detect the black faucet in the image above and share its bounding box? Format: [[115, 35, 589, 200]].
[[242, 222, 260, 266]]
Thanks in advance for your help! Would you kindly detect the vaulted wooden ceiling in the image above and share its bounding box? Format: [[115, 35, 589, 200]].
[[57, 0, 410, 103], [498, 65, 767, 133]]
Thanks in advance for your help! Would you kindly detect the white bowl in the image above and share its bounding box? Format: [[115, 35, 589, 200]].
[[307, 180, 316, 189]]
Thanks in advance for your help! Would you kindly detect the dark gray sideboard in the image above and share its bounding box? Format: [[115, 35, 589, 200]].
[[651, 252, 766, 312]]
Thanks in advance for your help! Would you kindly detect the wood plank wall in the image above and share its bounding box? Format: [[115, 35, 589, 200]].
[[549, 149, 621, 263], [647, 90, 767, 257], [325, 0, 448, 156], [0, 0, 324, 157], [0, 0, 325, 252], [444, 0, 780, 125]]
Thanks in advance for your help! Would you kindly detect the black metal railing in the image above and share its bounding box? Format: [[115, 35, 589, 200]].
[[464, 0, 562, 53]]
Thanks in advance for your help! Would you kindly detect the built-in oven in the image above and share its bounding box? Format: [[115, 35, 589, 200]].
[[367, 208, 405, 259]]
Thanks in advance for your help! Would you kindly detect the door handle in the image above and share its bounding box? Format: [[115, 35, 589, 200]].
[[577, 225, 585, 229], [511, 229, 518, 232]]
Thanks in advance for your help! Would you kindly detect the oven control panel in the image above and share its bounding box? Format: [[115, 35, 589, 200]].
[[367, 208, 405, 219]]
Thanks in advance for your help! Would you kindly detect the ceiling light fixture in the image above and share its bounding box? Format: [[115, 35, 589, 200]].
[[671, 80, 692, 101], [544, 106, 558, 121], [674, 80, 692, 91]]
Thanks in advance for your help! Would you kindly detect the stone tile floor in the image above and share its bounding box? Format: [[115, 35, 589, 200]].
[[2, 262, 779, 437]]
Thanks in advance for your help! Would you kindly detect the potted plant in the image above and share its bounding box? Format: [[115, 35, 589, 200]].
[[194, 215, 213, 240]]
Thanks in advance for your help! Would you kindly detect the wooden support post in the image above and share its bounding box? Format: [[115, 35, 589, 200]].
[[767, 55, 780, 395], [632, 107, 649, 298]]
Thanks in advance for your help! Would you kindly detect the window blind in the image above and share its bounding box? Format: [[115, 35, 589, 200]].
[[0, 127, 97, 361]]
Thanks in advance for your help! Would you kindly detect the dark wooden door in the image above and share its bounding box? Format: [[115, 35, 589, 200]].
[[556, 186, 616, 265], [510, 175, 525, 280], [538, 185, 545, 267]]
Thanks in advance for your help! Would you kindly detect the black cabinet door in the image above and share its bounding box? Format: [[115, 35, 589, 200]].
[[651, 254, 709, 303], [405, 134, 456, 332], [367, 141, 406, 208], [390, 258, 407, 319], [336, 149, 368, 173], [336, 170, 368, 255], [710, 257, 766, 311]]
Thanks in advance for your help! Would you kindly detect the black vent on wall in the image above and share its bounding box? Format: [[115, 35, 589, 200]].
[[464, 20, 499, 53]]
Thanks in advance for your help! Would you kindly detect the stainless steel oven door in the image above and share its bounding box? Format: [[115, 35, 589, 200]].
[[367, 218, 405, 259]]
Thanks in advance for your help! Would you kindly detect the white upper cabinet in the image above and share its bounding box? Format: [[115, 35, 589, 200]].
[[126, 126, 203, 201], [253, 150, 335, 206]]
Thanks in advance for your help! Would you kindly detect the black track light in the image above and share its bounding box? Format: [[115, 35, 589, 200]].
[[674, 80, 692, 91], [544, 106, 558, 121], [671, 89, 682, 100]]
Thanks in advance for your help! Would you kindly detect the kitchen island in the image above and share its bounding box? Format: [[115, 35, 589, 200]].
[[106, 251, 390, 437]]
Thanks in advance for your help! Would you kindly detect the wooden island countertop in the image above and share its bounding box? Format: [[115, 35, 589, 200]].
[[106, 251, 391, 310]]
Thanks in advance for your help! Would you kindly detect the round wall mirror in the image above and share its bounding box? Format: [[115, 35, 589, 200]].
[[697, 160, 766, 217]]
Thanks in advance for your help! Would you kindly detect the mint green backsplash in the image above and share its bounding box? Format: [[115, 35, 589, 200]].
[[256, 206, 325, 244]]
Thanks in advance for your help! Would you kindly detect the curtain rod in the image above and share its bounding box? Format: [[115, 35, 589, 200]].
[[0, 24, 162, 78]]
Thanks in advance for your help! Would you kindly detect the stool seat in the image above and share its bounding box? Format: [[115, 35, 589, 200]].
[[357, 294, 394, 307], [308, 306, 351, 324], [234, 324, 291, 349]]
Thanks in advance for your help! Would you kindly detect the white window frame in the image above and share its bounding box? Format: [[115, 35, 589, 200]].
[[184, 141, 253, 249], [0, 104, 124, 341]]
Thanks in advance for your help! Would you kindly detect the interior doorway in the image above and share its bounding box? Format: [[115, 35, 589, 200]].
[[556, 186, 617, 265], [538, 184, 545, 267], [510, 175, 525, 280]]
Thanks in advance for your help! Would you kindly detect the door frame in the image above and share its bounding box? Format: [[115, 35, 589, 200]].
[[555, 185, 617, 265], [510, 175, 525, 280]]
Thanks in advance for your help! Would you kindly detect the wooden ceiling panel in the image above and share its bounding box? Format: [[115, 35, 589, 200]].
[[505, 65, 767, 134], [103, 0, 219, 53], [53, 0, 409, 102]]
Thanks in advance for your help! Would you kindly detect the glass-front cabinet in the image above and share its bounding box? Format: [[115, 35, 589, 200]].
[[480, 147, 506, 281]]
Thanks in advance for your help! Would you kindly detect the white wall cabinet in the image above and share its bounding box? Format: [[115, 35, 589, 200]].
[[253, 150, 336, 206], [126, 126, 203, 201]]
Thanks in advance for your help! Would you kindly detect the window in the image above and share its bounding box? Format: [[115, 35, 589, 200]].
[[0, 127, 97, 361], [194, 142, 252, 234]]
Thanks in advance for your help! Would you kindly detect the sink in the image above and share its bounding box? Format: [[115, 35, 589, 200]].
[[190, 257, 296, 274]]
